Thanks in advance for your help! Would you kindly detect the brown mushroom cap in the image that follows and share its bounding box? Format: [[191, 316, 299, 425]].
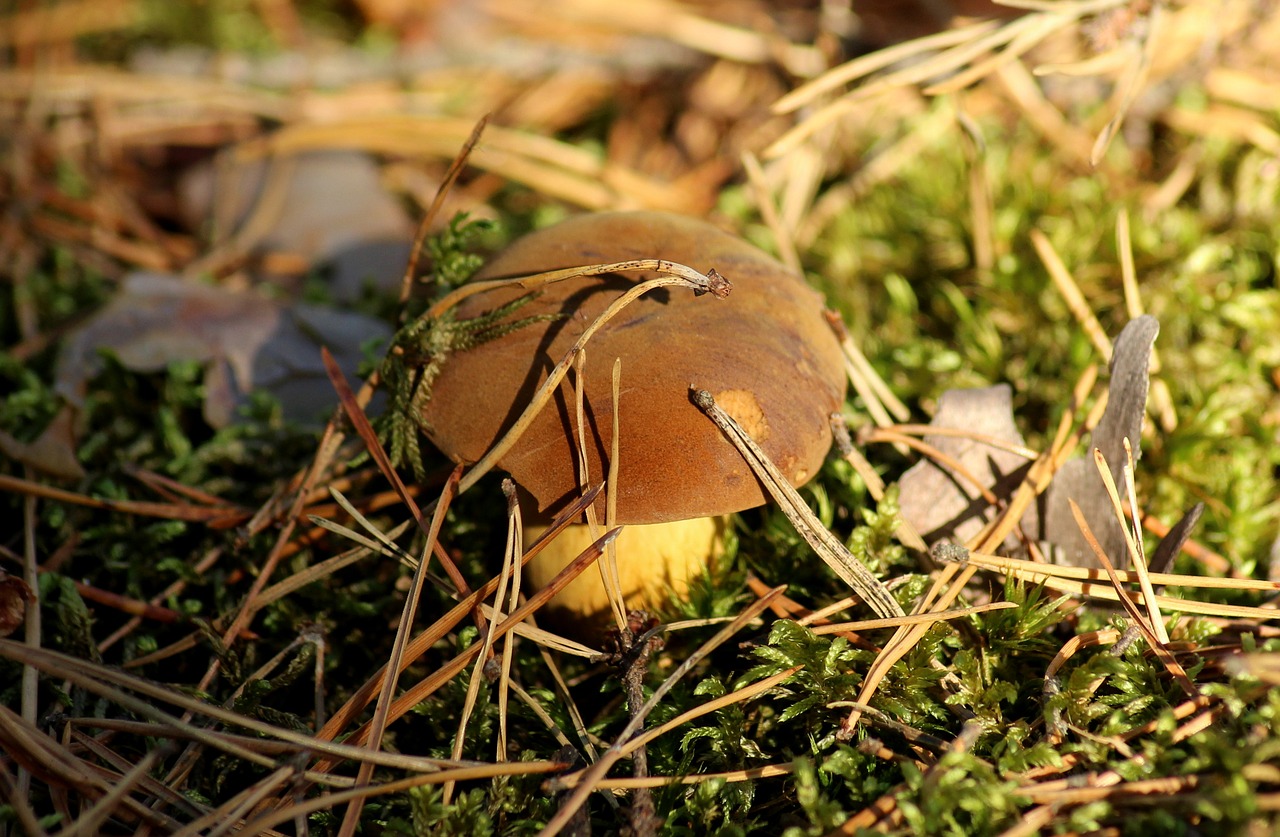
[[421, 211, 846, 524]]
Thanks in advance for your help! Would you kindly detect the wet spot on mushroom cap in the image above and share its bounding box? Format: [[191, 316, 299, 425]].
[[714, 388, 769, 443]]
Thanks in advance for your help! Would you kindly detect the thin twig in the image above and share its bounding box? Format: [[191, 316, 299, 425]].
[[692, 388, 902, 618], [399, 115, 488, 309], [336, 466, 462, 836]]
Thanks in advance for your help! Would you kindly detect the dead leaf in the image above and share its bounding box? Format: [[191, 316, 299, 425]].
[[0, 571, 34, 638], [55, 272, 390, 430], [180, 150, 413, 301], [0, 405, 86, 480], [1150, 502, 1203, 577], [898, 384, 1036, 549], [1042, 315, 1159, 568]]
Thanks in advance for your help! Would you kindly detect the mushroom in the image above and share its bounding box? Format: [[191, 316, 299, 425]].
[[420, 211, 846, 628]]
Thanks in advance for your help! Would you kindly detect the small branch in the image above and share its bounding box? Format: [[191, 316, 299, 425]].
[[618, 617, 660, 837], [692, 388, 902, 619]]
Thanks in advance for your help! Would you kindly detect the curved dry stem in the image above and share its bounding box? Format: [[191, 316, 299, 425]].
[[426, 258, 727, 319], [692, 388, 903, 619], [455, 267, 730, 497]]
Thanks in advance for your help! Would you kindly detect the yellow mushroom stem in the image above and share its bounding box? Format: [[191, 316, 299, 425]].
[[521, 515, 727, 627]]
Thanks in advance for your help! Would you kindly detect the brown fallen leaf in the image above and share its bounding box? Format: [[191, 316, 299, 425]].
[[179, 150, 414, 301], [0, 571, 34, 639], [55, 272, 390, 430], [0, 405, 86, 480], [898, 384, 1036, 550]]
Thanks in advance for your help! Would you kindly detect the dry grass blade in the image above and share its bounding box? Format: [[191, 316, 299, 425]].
[[613, 665, 799, 767], [1067, 499, 1199, 697], [1046, 582, 1272, 621], [958, 550, 1280, 593], [337, 466, 461, 836], [308, 499, 416, 565], [959, 103, 997, 273], [67, 717, 339, 765], [798, 101, 951, 247], [0, 760, 47, 837], [323, 347, 478, 605], [496, 484, 525, 761], [71, 732, 208, 822], [1088, 5, 1162, 166], [951, 547, 1280, 619], [444, 483, 522, 803], [1109, 442, 1169, 642], [769, 0, 1141, 160], [766, 16, 1044, 158], [864, 424, 1038, 461], [181, 766, 295, 837], [505, 679, 574, 749], [923, 12, 1071, 97], [527, 0, 819, 70], [809, 602, 1017, 634], [1031, 228, 1112, 361], [0, 641, 501, 777], [206, 356, 382, 692], [427, 257, 725, 319], [605, 358, 625, 630], [241, 760, 570, 836], [841, 562, 976, 735], [544, 666, 801, 792], [825, 311, 910, 425], [250, 116, 698, 212], [741, 150, 801, 274], [772, 20, 1001, 114], [1116, 209, 1176, 431], [476, 602, 597, 657], [0, 704, 182, 834], [831, 418, 928, 552], [692, 388, 903, 619], [568, 350, 626, 634], [1044, 628, 1121, 682], [592, 763, 795, 790], [873, 431, 1009, 511], [532, 635, 601, 761], [0, 474, 248, 524], [399, 114, 488, 307], [994, 58, 1099, 170]]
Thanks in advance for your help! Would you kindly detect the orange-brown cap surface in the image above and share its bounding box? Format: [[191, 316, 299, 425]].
[[421, 211, 846, 524]]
